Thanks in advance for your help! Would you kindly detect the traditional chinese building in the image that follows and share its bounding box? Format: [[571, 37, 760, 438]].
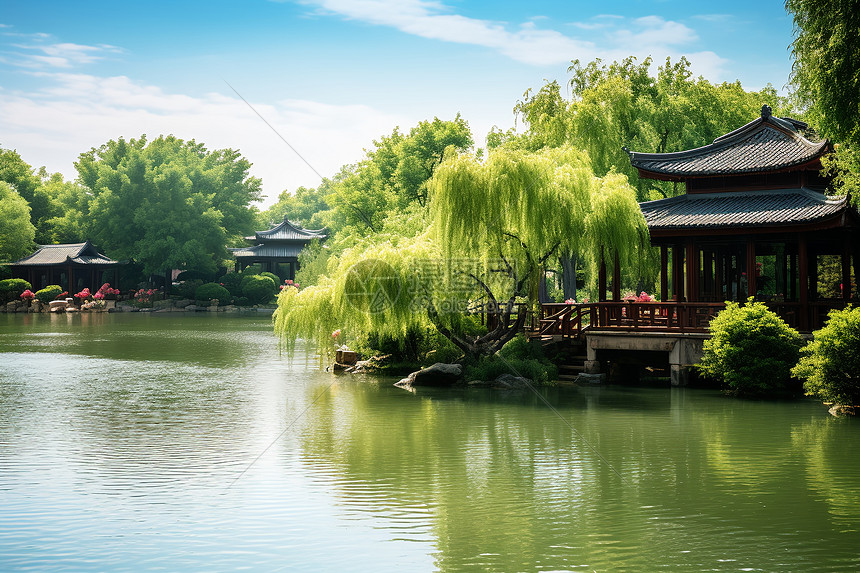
[[631, 104, 858, 331], [11, 241, 119, 293], [231, 217, 326, 281]]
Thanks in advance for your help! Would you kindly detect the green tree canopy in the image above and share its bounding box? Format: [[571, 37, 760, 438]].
[[0, 182, 36, 263], [275, 146, 646, 358], [73, 135, 262, 275], [504, 57, 793, 201], [0, 147, 55, 243]]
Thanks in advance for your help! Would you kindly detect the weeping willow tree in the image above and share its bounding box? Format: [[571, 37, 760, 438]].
[[274, 146, 647, 360]]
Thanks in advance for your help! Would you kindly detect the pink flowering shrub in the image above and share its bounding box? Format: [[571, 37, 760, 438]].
[[20, 289, 35, 300], [96, 283, 120, 299], [74, 288, 91, 300]]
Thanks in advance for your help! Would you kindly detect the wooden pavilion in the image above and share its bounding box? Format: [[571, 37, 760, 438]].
[[231, 217, 326, 281], [11, 241, 119, 293], [632, 104, 858, 331], [537, 105, 859, 339]]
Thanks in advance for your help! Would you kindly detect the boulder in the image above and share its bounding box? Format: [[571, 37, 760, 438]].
[[575, 372, 606, 385], [395, 363, 463, 388], [493, 373, 533, 390]]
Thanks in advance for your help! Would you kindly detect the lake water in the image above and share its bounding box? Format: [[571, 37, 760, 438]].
[[1, 313, 859, 572]]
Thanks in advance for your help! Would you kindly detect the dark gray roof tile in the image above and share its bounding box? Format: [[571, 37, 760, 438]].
[[640, 189, 847, 230]]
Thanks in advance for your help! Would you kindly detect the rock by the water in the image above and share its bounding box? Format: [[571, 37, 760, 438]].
[[575, 372, 606, 385], [493, 373, 533, 390], [395, 363, 463, 388]]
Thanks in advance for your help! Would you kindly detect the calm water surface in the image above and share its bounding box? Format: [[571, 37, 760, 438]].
[[1, 313, 859, 571]]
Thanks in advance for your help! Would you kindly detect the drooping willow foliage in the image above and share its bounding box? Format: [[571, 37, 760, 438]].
[[274, 145, 648, 359]]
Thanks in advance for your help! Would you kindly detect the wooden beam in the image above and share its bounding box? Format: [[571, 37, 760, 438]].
[[660, 245, 668, 302], [612, 251, 621, 302], [798, 236, 809, 331], [685, 240, 697, 302], [598, 247, 607, 302], [672, 244, 684, 301], [746, 238, 756, 299]]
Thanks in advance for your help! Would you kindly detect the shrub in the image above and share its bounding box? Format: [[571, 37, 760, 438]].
[[174, 279, 204, 300], [792, 306, 860, 407], [698, 299, 803, 397], [464, 334, 559, 385], [241, 274, 277, 305], [260, 271, 281, 286], [219, 272, 243, 296], [35, 285, 63, 304], [0, 278, 32, 304], [195, 282, 231, 303], [175, 269, 215, 283]]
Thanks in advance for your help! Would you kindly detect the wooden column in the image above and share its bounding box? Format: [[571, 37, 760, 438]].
[[672, 244, 684, 301], [703, 250, 714, 301], [798, 236, 809, 331], [660, 245, 668, 302], [612, 251, 621, 302], [598, 248, 607, 302], [714, 249, 724, 301], [685, 240, 697, 302], [746, 238, 756, 299], [789, 248, 797, 301]]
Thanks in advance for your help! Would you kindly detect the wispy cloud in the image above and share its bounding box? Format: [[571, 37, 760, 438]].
[[300, 0, 715, 70], [0, 73, 408, 202], [9, 41, 122, 68]]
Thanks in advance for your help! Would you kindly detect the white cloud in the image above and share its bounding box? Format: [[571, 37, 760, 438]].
[[305, 0, 598, 65], [5, 34, 122, 68], [0, 73, 409, 206], [302, 0, 710, 68]]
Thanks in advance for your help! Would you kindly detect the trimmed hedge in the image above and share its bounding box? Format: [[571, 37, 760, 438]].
[[0, 278, 32, 304], [35, 285, 63, 304], [241, 274, 277, 305], [793, 306, 860, 407], [698, 299, 803, 397], [195, 282, 231, 303]]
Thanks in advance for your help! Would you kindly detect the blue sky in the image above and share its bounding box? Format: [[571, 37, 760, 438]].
[[0, 0, 796, 206]]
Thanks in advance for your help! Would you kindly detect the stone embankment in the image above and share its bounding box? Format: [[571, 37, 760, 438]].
[[2, 298, 274, 315]]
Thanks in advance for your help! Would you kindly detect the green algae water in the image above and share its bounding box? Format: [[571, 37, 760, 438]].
[[1, 313, 859, 571]]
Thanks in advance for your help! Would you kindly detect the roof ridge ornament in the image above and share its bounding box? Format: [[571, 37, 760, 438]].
[[761, 104, 772, 119]]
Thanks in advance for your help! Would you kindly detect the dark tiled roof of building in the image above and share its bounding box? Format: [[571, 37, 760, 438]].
[[12, 241, 117, 266], [627, 106, 829, 178], [640, 188, 848, 230], [230, 244, 305, 259], [251, 217, 327, 242]]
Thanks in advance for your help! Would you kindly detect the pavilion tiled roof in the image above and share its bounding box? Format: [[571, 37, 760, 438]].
[[12, 241, 117, 266], [230, 243, 306, 259], [250, 217, 327, 242], [627, 106, 830, 179], [640, 188, 848, 231]]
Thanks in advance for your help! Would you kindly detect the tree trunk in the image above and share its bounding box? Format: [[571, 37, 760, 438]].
[[561, 255, 577, 301]]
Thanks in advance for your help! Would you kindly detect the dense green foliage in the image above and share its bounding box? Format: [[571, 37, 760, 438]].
[[219, 272, 244, 296], [72, 135, 261, 275], [0, 182, 36, 263], [786, 0, 860, 205], [34, 285, 63, 304], [241, 274, 277, 305], [504, 57, 794, 202], [698, 299, 804, 397], [787, 0, 860, 146], [195, 282, 231, 303], [464, 334, 559, 386], [0, 278, 32, 304], [792, 306, 860, 406]]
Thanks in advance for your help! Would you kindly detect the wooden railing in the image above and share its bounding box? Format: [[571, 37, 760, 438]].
[[533, 299, 852, 339]]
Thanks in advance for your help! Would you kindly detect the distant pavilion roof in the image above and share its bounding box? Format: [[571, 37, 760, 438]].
[[232, 217, 326, 261], [12, 241, 117, 266], [245, 217, 327, 242], [626, 106, 830, 181], [640, 189, 850, 234]]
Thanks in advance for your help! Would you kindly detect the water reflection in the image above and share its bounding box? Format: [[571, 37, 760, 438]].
[[2, 315, 860, 571]]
